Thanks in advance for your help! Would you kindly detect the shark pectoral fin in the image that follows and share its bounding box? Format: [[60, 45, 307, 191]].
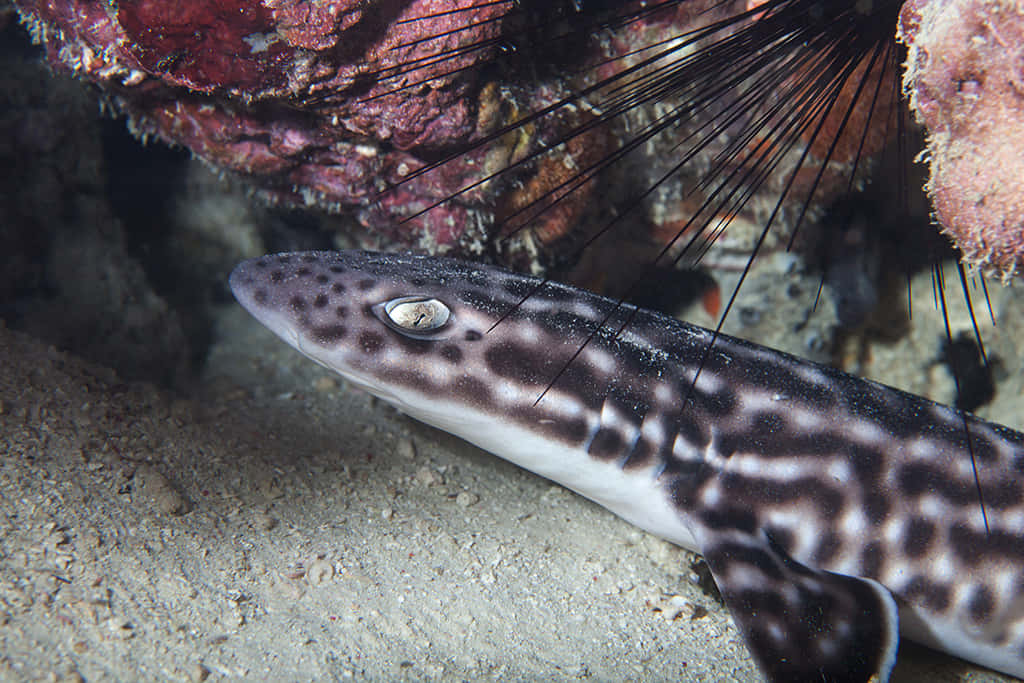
[[699, 528, 899, 683]]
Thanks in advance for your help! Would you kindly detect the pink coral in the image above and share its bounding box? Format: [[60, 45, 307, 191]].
[[14, 0, 904, 264], [15, 0, 512, 249], [900, 0, 1024, 278]]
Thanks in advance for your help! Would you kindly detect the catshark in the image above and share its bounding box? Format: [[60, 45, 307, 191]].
[[230, 250, 1024, 681]]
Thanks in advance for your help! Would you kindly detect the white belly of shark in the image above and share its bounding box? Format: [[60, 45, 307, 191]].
[[230, 249, 1024, 682]]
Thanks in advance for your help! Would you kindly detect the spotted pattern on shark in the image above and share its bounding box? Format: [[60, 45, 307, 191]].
[[230, 250, 1024, 682]]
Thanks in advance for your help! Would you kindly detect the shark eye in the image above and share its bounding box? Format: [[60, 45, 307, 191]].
[[376, 296, 452, 338]]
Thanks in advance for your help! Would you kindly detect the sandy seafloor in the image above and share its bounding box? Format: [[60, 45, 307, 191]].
[[1, 254, 1023, 682]]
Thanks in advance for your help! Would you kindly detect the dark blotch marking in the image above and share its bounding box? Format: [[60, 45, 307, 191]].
[[966, 433, 999, 464], [524, 410, 589, 446], [301, 254, 319, 263], [357, 278, 376, 291], [982, 479, 1024, 510], [329, 265, 345, 274], [812, 532, 842, 565], [335, 306, 348, 319], [753, 411, 786, 435], [903, 575, 951, 613], [464, 330, 483, 342], [968, 584, 995, 623], [313, 293, 329, 308], [715, 471, 844, 519], [850, 446, 884, 485], [410, 277, 425, 287], [898, 461, 976, 505], [950, 523, 1024, 567], [859, 541, 884, 578], [605, 387, 650, 425], [255, 259, 269, 268], [453, 375, 491, 405], [552, 361, 603, 411], [296, 266, 312, 277], [253, 288, 268, 305], [290, 296, 307, 312], [439, 345, 462, 363], [270, 270, 284, 283], [694, 388, 738, 418], [621, 437, 655, 470], [315, 273, 329, 284], [700, 507, 758, 535], [837, 380, 925, 440], [331, 282, 346, 294], [312, 325, 347, 345], [902, 517, 936, 558], [588, 427, 625, 460], [659, 452, 703, 482], [717, 426, 884, 464], [698, 339, 840, 413], [863, 494, 891, 525], [359, 331, 384, 355], [277, 255, 292, 264], [763, 526, 795, 556], [666, 465, 714, 510], [705, 540, 784, 582], [484, 341, 557, 385], [897, 464, 937, 498], [674, 413, 711, 453]]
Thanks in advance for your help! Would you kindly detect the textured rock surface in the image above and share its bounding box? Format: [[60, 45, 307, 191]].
[[0, 42, 191, 385], [900, 0, 1024, 278], [12, 0, 898, 269], [15, 0, 515, 251]]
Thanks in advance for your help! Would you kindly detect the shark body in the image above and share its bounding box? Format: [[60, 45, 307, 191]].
[[230, 250, 1024, 681]]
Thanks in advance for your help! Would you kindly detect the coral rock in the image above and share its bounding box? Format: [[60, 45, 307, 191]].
[[15, 0, 513, 250], [900, 0, 1024, 278]]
